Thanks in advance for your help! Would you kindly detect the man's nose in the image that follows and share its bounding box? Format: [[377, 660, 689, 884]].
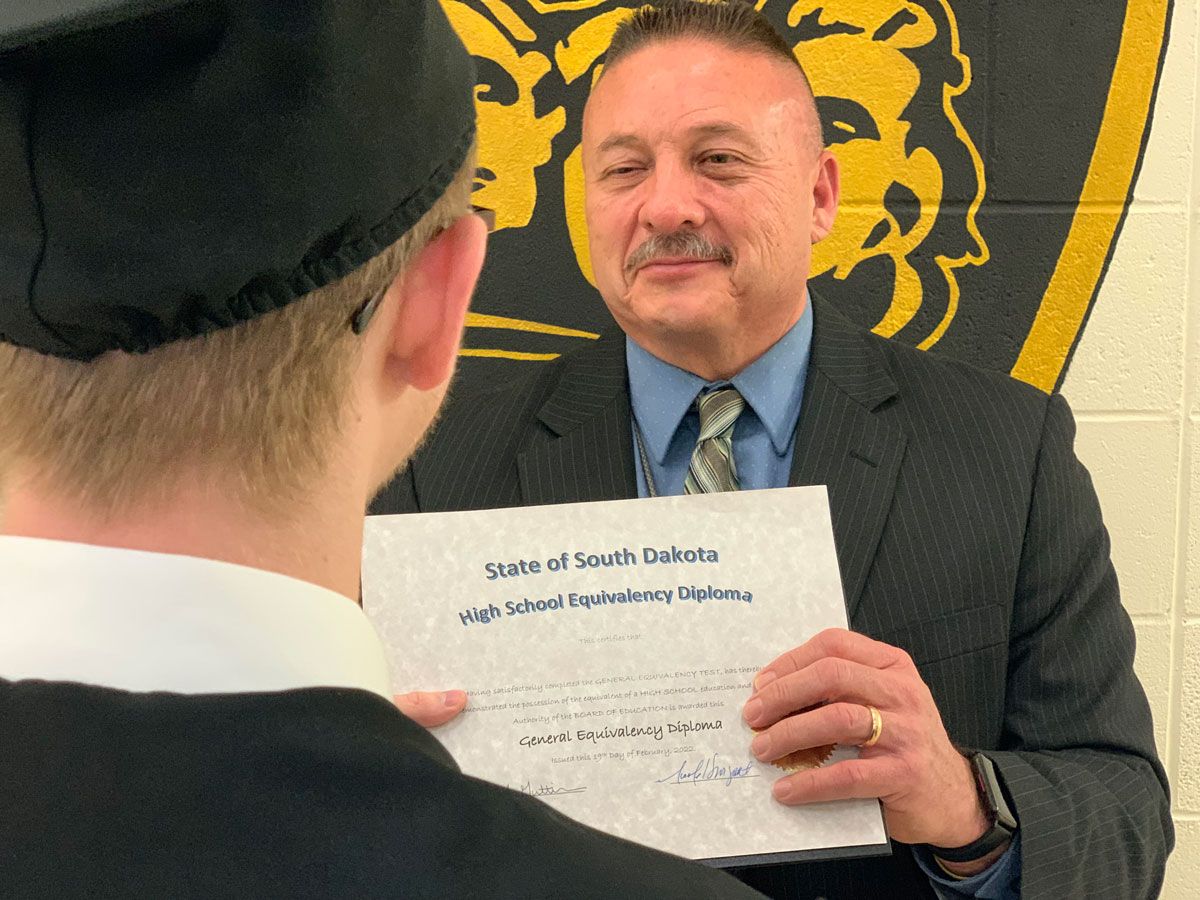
[[637, 162, 706, 233]]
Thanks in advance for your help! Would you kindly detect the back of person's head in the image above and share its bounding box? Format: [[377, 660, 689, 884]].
[[0, 0, 481, 518]]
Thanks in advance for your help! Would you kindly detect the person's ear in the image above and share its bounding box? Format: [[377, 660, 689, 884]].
[[385, 213, 487, 391], [810, 150, 841, 244]]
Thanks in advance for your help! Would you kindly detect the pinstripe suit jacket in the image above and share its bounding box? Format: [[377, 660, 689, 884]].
[[372, 295, 1172, 900]]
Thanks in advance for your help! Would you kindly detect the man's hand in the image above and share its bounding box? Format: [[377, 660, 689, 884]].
[[394, 689, 467, 728], [742, 628, 993, 853]]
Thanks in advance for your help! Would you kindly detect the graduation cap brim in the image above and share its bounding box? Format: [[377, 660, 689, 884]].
[[0, 0, 187, 53], [0, 0, 476, 359]]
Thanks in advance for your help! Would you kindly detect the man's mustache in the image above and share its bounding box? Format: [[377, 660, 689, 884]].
[[625, 231, 734, 275]]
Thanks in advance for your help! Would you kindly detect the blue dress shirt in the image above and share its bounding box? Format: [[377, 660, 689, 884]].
[[625, 298, 1020, 898], [627, 302, 812, 497]]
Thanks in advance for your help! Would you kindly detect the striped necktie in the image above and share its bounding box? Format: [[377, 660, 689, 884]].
[[684, 387, 746, 494]]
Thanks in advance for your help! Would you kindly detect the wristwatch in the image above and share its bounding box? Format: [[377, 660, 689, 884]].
[[929, 752, 1018, 863]]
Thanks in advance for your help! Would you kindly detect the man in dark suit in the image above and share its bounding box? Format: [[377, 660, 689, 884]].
[[0, 2, 764, 897], [373, 2, 1173, 897]]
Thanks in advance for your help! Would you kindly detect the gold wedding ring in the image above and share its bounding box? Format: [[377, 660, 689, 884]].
[[861, 705, 884, 748]]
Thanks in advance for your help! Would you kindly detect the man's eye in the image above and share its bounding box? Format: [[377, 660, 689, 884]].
[[606, 166, 643, 177], [702, 153, 735, 165]]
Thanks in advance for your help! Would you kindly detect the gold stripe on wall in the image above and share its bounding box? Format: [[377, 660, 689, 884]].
[[465, 313, 600, 339], [1012, 0, 1171, 392], [462, 313, 597, 360], [460, 348, 562, 361]]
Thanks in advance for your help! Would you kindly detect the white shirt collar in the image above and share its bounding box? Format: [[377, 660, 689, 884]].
[[0, 535, 393, 699]]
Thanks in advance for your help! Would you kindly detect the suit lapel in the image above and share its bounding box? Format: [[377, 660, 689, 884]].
[[517, 332, 639, 506], [791, 295, 907, 623], [513, 299, 905, 623]]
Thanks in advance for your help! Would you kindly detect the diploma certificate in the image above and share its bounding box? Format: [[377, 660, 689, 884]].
[[363, 487, 888, 866]]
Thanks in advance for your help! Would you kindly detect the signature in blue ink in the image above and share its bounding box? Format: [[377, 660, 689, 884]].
[[656, 754, 758, 787], [519, 780, 587, 798]]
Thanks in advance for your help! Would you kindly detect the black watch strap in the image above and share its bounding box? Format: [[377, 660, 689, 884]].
[[928, 753, 1018, 864]]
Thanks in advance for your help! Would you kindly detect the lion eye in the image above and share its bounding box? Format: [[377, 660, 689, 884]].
[[816, 96, 881, 145], [473, 56, 520, 106]]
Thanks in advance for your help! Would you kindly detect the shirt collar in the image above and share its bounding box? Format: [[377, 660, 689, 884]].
[[728, 300, 813, 455], [0, 535, 393, 698], [626, 336, 706, 465], [625, 296, 814, 461]]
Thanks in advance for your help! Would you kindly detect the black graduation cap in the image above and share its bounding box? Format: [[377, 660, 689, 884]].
[[0, 0, 476, 360]]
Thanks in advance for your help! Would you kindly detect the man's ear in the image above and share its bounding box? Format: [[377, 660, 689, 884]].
[[385, 213, 488, 391], [810, 150, 841, 244]]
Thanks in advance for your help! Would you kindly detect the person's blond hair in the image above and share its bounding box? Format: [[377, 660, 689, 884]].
[[0, 149, 476, 519]]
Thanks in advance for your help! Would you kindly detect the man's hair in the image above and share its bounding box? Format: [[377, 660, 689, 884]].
[[0, 149, 477, 518], [604, 0, 822, 153]]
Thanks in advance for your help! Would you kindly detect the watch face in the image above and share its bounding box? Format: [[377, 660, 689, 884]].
[[974, 768, 988, 797], [972, 753, 1018, 831], [929, 754, 1016, 861]]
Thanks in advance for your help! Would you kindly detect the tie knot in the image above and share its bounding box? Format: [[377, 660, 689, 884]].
[[695, 387, 745, 441]]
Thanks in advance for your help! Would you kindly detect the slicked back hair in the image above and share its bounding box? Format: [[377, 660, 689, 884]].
[[603, 0, 822, 153]]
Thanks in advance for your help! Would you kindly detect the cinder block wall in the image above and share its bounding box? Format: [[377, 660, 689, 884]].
[[1059, 1, 1198, 894]]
